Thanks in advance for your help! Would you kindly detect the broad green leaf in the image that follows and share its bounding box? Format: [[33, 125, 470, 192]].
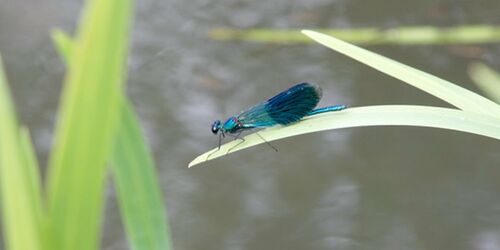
[[52, 21, 172, 250], [468, 62, 500, 103], [0, 55, 42, 250], [112, 102, 172, 250], [189, 106, 500, 167], [301, 30, 500, 118], [45, 0, 133, 249]]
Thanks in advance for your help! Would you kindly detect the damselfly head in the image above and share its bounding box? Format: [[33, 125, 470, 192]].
[[211, 120, 221, 134]]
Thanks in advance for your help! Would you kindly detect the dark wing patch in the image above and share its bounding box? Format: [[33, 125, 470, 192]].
[[236, 82, 322, 128], [265, 83, 322, 125]]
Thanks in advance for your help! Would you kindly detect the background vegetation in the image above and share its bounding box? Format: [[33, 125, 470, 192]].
[[0, 0, 171, 249], [1, 0, 499, 249]]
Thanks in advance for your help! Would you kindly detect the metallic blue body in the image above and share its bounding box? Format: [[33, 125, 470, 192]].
[[307, 104, 347, 116], [211, 82, 346, 135], [222, 117, 241, 133]]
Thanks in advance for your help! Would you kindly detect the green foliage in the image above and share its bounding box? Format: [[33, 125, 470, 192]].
[[210, 26, 500, 45], [112, 102, 173, 250], [0, 56, 43, 250], [469, 62, 500, 103], [52, 28, 172, 250], [45, 0, 132, 248], [51, 29, 74, 63], [189, 105, 500, 167], [189, 30, 500, 167], [302, 30, 500, 116], [0, 0, 172, 249]]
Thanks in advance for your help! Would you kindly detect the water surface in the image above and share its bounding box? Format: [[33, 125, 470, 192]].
[[1, 0, 500, 249]]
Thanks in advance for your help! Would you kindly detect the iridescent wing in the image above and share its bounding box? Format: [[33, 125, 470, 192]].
[[237, 83, 322, 128]]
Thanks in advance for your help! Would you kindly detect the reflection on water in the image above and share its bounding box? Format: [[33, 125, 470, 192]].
[[1, 0, 500, 249]]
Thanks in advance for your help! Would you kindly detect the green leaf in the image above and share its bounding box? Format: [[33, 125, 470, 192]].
[[51, 29, 74, 64], [468, 62, 500, 103], [52, 19, 172, 250], [190, 32, 500, 167], [0, 55, 43, 250], [19, 127, 44, 232], [209, 26, 500, 45], [189, 106, 500, 167], [112, 102, 172, 250], [301, 30, 500, 118], [45, 0, 133, 249]]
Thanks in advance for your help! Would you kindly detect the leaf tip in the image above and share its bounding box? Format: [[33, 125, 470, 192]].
[[301, 29, 315, 36], [467, 61, 486, 75], [50, 29, 68, 44], [188, 157, 202, 168]]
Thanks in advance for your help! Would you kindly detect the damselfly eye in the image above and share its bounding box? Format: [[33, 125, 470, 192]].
[[211, 120, 221, 134]]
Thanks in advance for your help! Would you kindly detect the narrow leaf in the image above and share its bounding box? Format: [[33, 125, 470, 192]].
[[189, 106, 500, 167], [210, 26, 500, 45], [19, 127, 44, 230], [52, 21, 172, 250], [301, 30, 500, 118], [45, 0, 133, 249], [51, 29, 74, 64], [468, 62, 500, 103], [112, 102, 172, 250], [0, 55, 42, 250]]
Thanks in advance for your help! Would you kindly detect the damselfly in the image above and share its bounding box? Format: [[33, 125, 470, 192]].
[[211, 82, 346, 153]]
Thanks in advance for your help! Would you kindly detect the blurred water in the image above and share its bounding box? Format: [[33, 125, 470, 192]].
[[1, 0, 500, 249]]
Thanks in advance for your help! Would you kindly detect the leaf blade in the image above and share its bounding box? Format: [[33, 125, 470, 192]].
[[45, 0, 133, 249], [51, 29, 74, 64], [52, 21, 172, 250], [0, 55, 42, 250], [189, 105, 500, 167], [112, 102, 173, 250], [210, 26, 500, 45], [301, 30, 500, 118], [468, 62, 500, 103]]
